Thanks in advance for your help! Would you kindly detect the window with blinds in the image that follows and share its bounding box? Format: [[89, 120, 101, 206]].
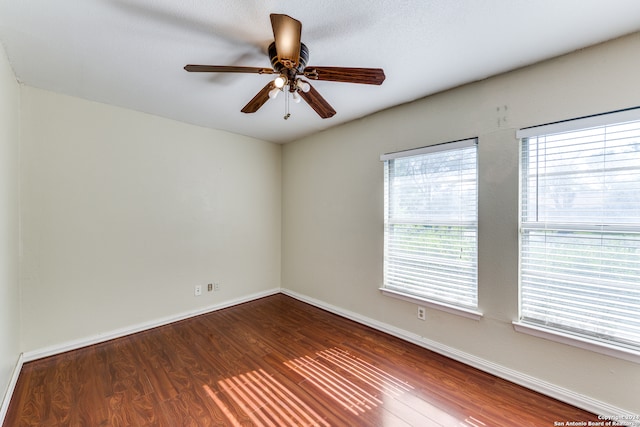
[[517, 108, 640, 353], [381, 139, 478, 312]]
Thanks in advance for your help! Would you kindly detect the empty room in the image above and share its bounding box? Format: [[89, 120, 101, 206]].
[[1, 1, 639, 426]]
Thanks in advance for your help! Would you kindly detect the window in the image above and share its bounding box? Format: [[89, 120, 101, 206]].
[[517, 108, 640, 356], [380, 139, 479, 317]]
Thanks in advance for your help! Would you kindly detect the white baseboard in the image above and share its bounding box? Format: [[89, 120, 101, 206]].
[[23, 288, 279, 362], [0, 352, 24, 425], [281, 288, 639, 424]]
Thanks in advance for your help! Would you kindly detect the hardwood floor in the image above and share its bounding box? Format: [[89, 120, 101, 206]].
[[4, 294, 600, 426]]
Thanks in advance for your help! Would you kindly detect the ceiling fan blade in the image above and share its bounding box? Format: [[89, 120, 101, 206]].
[[270, 14, 302, 69], [298, 81, 336, 119], [184, 65, 274, 74], [241, 81, 276, 114], [304, 66, 385, 85]]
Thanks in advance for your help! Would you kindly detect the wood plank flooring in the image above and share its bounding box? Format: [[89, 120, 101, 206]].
[[4, 294, 601, 426]]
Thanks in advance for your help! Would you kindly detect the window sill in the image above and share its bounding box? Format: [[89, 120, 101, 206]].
[[513, 321, 640, 364], [380, 288, 483, 321]]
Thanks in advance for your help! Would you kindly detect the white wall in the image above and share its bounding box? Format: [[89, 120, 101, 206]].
[[0, 43, 20, 405], [19, 87, 281, 352], [282, 32, 640, 413]]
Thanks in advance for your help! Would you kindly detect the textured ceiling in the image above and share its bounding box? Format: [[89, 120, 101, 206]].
[[2, 0, 640, 143]]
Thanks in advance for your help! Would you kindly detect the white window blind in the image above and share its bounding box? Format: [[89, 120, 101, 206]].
[[518, 109, 640, 352], [382, 139, 478, 311]]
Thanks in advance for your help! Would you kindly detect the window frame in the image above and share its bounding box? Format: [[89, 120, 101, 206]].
[[380, 138, 482, 320], [514, 107, 640, 363]]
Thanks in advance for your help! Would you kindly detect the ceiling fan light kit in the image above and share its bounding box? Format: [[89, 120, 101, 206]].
[[184, 14, 385, 120]]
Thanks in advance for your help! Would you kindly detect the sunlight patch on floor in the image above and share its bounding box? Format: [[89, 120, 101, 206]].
[[203, 368, 329, 426], [285, 347, 413, 416], [382, 390, 484, 426], [203, 347, 480, 426]]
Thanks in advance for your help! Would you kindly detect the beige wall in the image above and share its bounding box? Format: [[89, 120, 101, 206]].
[[282, 33, 640, 413], [19, 87, 282, 351], [0, 43, 20, 403]]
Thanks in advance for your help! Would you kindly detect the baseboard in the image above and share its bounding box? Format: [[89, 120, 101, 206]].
[[0, 352, 24, 425], [23, 288, 279, 362], [281, 288, 639, 424]]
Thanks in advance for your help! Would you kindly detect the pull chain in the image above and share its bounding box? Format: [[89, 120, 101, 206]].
[[284, 85, 291, 120]]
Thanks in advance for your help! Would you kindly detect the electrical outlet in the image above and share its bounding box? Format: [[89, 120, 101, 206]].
[[194, 285, 202, 296], [417, 306, 426, 320], [207, 283, 213, 292], [214, 283, 220, 291]]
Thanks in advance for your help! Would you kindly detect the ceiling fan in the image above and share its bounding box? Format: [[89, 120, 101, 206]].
[[184, 14, 385, 119]]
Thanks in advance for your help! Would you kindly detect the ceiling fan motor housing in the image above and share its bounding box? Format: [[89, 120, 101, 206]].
[[269, 42, 309, 74]]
